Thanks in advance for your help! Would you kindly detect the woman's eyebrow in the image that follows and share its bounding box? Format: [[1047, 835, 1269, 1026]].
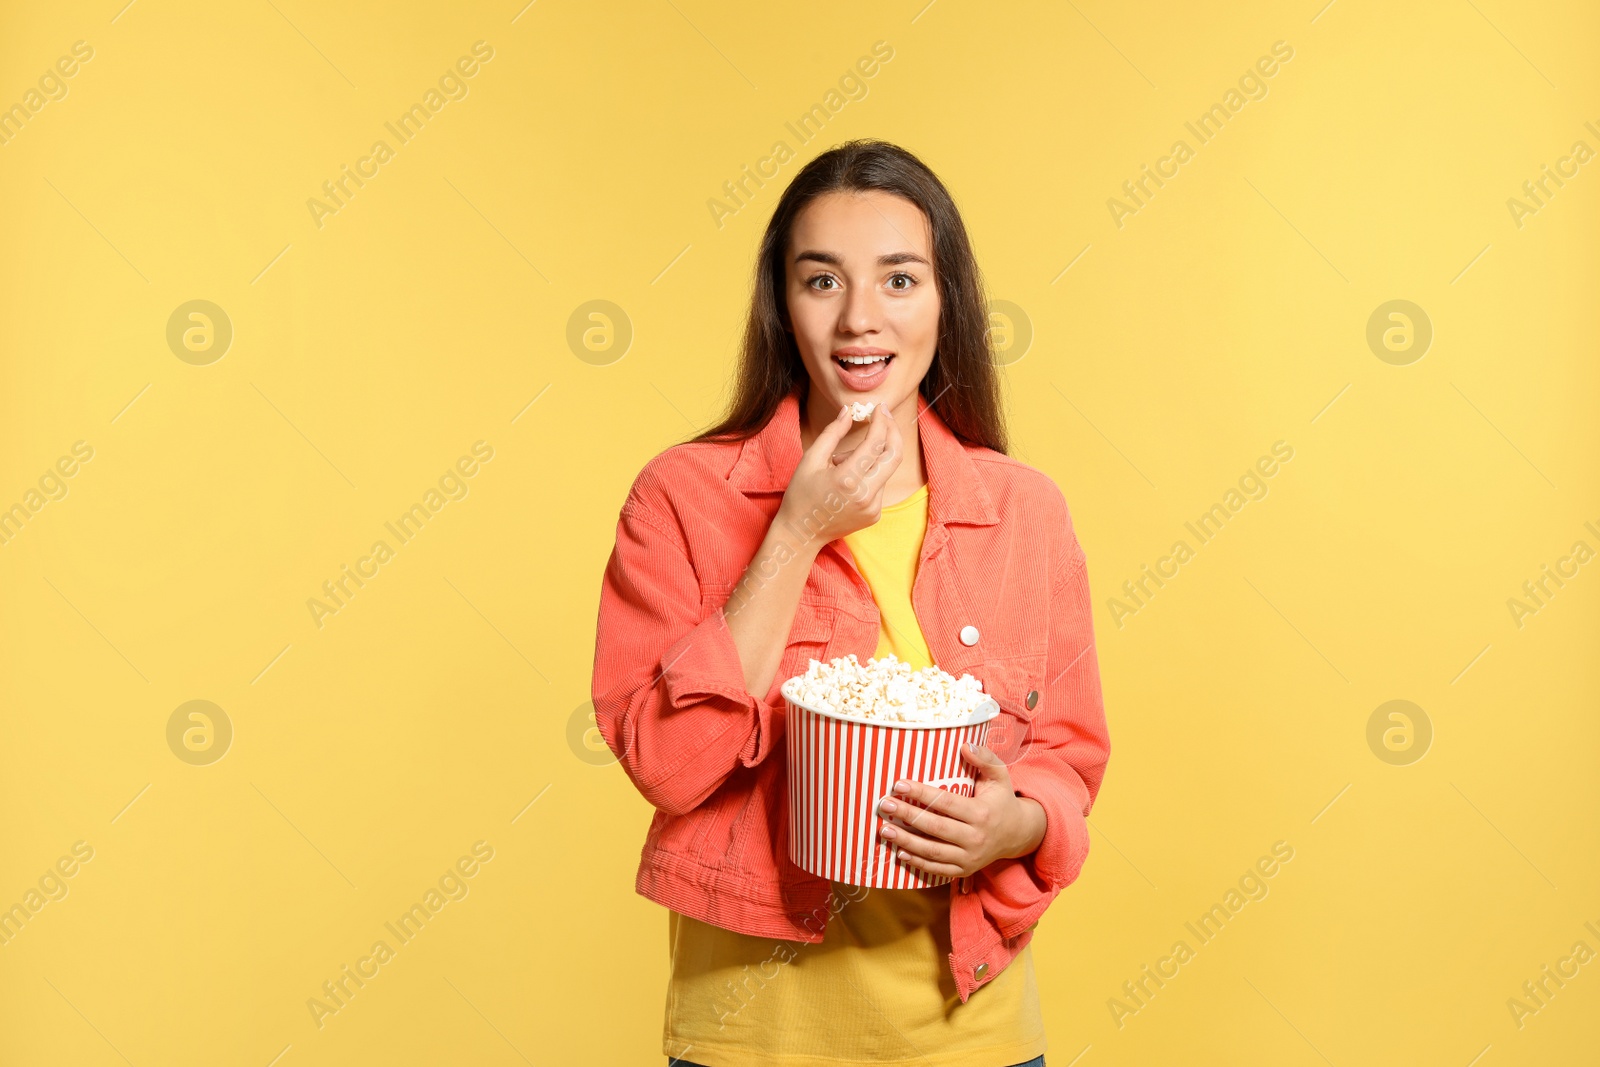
[[794, 249, 930, 268]]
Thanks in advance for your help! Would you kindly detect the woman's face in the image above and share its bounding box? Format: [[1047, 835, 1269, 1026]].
[[783, 190, 940, 420]]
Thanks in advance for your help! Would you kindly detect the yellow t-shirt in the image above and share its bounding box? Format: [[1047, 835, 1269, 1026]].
[[843, 483, 937, 670], [663, 483, 1047, 1067]]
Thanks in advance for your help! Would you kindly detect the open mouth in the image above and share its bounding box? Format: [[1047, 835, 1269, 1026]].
[[831, 352, 895, 393], [834, 353, 894, 375]]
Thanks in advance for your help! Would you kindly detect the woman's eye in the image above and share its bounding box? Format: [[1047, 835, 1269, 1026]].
[[808, 272, 917, 291]]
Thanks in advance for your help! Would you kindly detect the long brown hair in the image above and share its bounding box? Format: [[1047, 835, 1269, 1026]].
[[688, 139, 1008, 454]]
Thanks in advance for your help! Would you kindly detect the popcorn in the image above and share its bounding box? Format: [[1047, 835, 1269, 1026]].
[[781, 653, 989, 723], [849, 401, 877, 422]]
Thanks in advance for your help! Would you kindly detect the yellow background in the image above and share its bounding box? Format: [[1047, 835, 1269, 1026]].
[[2, 1, 1597, 1064]]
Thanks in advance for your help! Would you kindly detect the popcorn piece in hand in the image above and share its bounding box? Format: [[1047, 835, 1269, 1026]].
[[781, 653, 989, 723], [849, 401, 877, 422]]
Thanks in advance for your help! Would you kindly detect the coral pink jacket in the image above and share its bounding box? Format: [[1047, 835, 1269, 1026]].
[[590, 385, 1110, 1004]]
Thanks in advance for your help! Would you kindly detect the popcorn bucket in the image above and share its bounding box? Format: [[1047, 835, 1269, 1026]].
[[785, 692, 1000, 889]]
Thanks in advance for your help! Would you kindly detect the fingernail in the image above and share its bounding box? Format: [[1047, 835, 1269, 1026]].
[[894, 781, 909, 793], [880, 798, 897, 813]]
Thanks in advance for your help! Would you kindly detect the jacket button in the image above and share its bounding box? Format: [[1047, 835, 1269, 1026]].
[[959, 625, 980, 646], [974, 962, 989, 980], [1026, 690, 1039, 710]]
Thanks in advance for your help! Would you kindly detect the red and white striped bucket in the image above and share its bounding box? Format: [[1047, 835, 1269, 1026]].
[[785, 693, 1000, 888]]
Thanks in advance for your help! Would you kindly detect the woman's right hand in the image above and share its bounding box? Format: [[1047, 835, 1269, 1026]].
[[778, 400, 903, 545]]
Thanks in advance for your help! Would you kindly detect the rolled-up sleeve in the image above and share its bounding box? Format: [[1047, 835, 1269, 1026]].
[[977, 529, 1110, 937], [590, 488, 783, 817]]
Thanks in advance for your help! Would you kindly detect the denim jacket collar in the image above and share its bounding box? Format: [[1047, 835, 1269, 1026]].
[[725, 384, 1000, 528]]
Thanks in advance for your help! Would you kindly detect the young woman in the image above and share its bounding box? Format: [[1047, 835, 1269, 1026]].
[[591, 139, 1110, 1067]]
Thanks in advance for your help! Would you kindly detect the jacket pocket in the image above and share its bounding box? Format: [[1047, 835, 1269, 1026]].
[[973, 653, 1046, 767], [773, 598, 836, 694], [698, 585, 834, 675]]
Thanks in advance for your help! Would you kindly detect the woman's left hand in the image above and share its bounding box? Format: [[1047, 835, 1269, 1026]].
[[876, 742, 1047, 880]]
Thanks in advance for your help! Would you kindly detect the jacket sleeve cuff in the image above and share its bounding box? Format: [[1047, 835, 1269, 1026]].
[[969, 764, 1091, 939], [658, 602, 783, 770], [1007, 757, 1092, 890]]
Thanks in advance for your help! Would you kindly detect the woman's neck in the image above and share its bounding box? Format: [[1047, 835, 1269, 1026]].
[[799, 386, 927, 506]]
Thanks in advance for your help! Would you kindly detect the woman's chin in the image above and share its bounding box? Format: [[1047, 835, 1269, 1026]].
[[814, 379, 892, 407], [807, 369, 917, 421]]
